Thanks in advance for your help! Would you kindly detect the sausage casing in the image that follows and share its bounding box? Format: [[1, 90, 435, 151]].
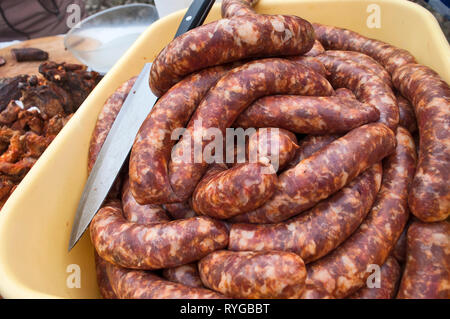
[[105, 262, 225, 299], [397, 221, 450, 299], [199, 250, 306, 298], [150, 16, 315, 96], [94, 252, 117, 299], [247, 128, 299, 172], [233, 123, 396, 223], [169, 58, 333, 202], [285, 134, 340, 171], [302, 127, 416, 298], [122, 177, 170, 225], [221, 0, 258, 18], [192, 162, 277, 219], [130, 66, 230, 205], [229, 163, 382, 263], [324, 50, 392, 87], [90, 202, 229, 270], [235, 94, 379, 134], [393, 64, 450, 222], [313, 23, 416, 74], [317, 53, 399, 131], [162, 263, 204, 289], [396, 93, 417, 133]]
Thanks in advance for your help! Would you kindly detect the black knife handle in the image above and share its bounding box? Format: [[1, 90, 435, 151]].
[[174, 0, 216, 38]]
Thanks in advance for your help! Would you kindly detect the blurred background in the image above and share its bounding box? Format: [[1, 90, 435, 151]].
[[85, 0, 449, 41], [0, 0, 448, 43]]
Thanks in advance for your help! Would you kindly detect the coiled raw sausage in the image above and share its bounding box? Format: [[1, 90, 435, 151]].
[[122, 177, 170, 225], [316, 53, 399, 131], [221, 0, 258, 18], [247, 128, 299, 171], [130, 66, 231, 205], [163, 202, 197, 219], [90, 201, 229, 270], [94, 252, 117, 299], [289, 56, 329, 77], [324, 50, 392, 87], [192, 162, 277, 219], [199, 250, 306, 298], [229, 164, 382, 263], [285, 134, 339, 171], [149, 14, 315, 96], [313, 23, 416, 74], [393, 63, 450, 222], [305, 40, 325, 57], [162, 263, 204, 289], [105, 262, 226, 299], [396, 93, 417, 133], [168, 58, 333, 202], [302, 127, 416, 298], [232, 123, 396, 224], [397, 221, 450, 299], [235, 93, 379, 134]]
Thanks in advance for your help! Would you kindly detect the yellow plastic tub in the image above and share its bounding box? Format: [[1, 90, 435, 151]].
[[0, 0, 448, 299]]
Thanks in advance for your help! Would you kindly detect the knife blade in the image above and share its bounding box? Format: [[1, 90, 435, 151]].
[[68, 0, 216, 251]]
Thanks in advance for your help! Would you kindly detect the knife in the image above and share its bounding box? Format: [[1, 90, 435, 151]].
[[68, 0, 216, 251]]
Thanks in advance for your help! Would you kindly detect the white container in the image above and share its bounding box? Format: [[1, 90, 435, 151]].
[[64, 4, 159, 73]]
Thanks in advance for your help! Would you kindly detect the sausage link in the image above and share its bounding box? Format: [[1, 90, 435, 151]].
[[221, 0, 258, 18], [334, 88, 355, 99], [192, 162, 276, 219], [169, 58, 333, 202], [149, 16, 315, 96], [288, 56, 329, 77], [229, 163, 382, 263], [305, 40, 325, 57], [396, 93, 417, 133], [90, 202, 229, 270], [94, 252, 117, 299], [247, 128, 299, 171], [198, 250, 306, 298], [285, 134, 340, 171], [324, 50, 392, 87], [302, 127, 416, 298], [302, 285, 334, 299], [163, 263, 204, 288], [348, 256, 401, 299], [235, 94, 379, 134], [316, 53, 399, 131], [397, 221, 450, 299], [122, 177, 170, 225], [391, 218, 409, 264], [130, 66, 231, 205], [313, 23, 416, 74], [360, 39, 416, 75], [226, 128, 298, 170], [232, 123, 396, 224], [105, 262, 225, 299], [163, 202, 197, 219], [313, 23, 367, 52], [392, 64, 450, 222]]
